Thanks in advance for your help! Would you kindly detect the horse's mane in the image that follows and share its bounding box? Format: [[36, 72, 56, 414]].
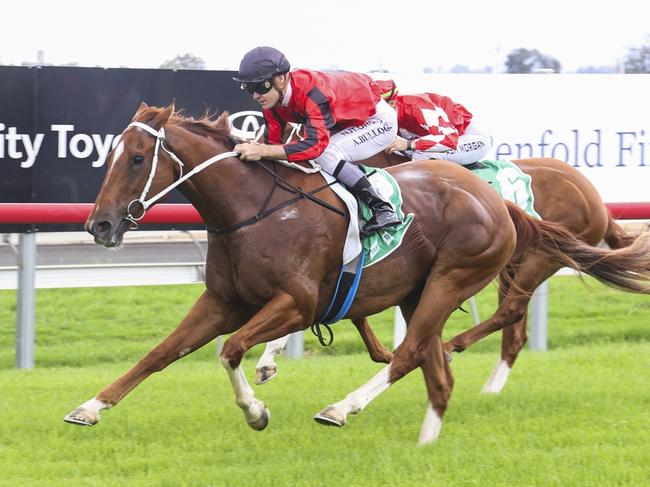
[[135, 106, 233, 148]]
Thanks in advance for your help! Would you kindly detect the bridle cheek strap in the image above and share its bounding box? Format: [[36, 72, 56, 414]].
[[123, 121, 238, 228]]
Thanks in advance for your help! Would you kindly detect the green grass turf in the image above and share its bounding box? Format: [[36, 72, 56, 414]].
[[1, 276, 648, 369], [0, 276, 648, 485], [1, 346, 649, 486]]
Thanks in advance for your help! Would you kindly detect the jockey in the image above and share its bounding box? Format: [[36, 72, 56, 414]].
[[376, 80, 492, 165], [233, 46, 401, 235]]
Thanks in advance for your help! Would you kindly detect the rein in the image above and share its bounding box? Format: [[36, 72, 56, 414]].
[[207, 161, 345, 234], [124, 121, 345, 233]]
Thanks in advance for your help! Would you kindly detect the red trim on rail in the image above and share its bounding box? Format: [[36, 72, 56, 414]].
[[0, 202, 648, 224], [0, 203, 203, 224], [605, 202, 650, 220]]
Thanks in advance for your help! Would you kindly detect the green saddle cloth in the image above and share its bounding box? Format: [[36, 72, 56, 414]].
[[470, 160, 541, 220], [358, 166, 414, 268], [356, 160, 539, 270]]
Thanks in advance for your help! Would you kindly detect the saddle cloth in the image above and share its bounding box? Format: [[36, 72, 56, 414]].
[[319, 165, 414, 267], [469, 160, 541, 220], [316, 166, 413, 325]]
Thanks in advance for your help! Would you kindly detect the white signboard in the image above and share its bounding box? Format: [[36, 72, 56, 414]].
[[377, 74, 649, 203]]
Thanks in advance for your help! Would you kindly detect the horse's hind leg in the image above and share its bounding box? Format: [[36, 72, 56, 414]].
[[314, 270, 489, 443], [418, 333, 453, 445], [64, 290, 243, 426], [443, 254, 561, 393], [483, 259, 562, 393]]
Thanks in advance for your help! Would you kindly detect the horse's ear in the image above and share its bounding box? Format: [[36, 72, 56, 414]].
[[132, 101, 149, 120], [215, 111, 231, 132], [150, 101, 175, 130]]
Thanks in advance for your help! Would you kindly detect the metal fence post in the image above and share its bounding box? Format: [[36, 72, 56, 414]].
[[469, 296, 480, 325], [16, 233, 37, 368], [285, 331, 304, 358], [529, 280, 549, 351]]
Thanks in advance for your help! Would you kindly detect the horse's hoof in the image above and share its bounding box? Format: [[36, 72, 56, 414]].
[[247, 407, 270, 431], [314, 406, 346, 427], [444, 350, 452, 363], [255, 364, 278, 385], [63, 407, 100, 426]]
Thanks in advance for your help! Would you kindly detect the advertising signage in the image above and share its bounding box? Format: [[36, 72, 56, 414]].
[[0, 65, 262, 231]]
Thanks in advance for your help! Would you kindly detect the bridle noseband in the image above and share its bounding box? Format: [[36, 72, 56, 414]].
[[123, 122, 238, 228]]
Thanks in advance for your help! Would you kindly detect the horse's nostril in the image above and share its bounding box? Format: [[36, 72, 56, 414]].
[[94, 220, 112, 237]]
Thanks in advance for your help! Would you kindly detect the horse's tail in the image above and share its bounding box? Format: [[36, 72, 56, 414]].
[[504, 201, 650, 294], [603, 212, 638, 250]]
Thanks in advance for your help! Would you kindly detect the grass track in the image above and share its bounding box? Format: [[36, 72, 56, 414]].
[[1, 347, 650, 486], [0, 276, 649, 485]]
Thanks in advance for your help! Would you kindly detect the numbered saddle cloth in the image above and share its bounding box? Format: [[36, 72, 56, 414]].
[[469, 160, 541, 220]]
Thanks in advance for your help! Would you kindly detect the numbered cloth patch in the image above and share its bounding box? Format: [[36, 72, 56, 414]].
[[470, 160, 541, 220]]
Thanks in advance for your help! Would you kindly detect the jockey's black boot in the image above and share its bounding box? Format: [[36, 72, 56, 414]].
[[351, 177, 401, 235]]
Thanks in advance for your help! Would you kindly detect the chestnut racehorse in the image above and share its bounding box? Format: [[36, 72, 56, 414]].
[[257, 144, 648, 394], [64, 103, 650, 444]]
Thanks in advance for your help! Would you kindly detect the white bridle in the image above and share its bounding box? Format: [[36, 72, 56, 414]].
[[124, 121, 238, 226]]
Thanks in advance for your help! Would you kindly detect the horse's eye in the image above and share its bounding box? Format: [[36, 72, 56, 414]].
[[132, 155, 145, 165]]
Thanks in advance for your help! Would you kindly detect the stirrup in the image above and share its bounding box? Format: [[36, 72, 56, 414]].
[[361, 214, 400, 236]]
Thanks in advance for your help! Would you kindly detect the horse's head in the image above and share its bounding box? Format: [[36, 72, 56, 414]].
[[86, 101, 178, 247]]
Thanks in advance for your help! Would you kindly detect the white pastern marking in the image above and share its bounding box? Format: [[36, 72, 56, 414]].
[[418, 402, 442, 446], [80, 397, 109, 413], [335, 364, 392, 415], [257, 336, 290, 368], [482, 359, 512, 394]]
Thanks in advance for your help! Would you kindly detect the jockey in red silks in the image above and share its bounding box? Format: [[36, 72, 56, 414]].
[[375, 80, 493, 165], [233, 46, 401, 235]]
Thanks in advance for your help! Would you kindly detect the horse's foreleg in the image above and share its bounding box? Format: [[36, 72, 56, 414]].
[[352, 317, 393, 364], [64, 290, 238, 426], [220, 292, 309, 430], [255, 335, 291, 384]]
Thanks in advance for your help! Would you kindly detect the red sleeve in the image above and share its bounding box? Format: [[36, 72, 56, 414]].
[[411, 106, 460, 152], [263, 109, 285, 145], [282, 87, 331, 161]]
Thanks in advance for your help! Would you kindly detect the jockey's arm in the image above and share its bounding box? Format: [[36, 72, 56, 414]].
[[390, 105, 461, 153], [411, 134, 457, 153], [387, 135, 452, 153], [234, 141, 288, 161]]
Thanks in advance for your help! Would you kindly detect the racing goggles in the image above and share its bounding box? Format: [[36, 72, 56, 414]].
[[241, 78, 274, 95]]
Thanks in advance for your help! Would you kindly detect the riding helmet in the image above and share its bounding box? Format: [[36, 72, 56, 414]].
[[233, 46, 291, 83]]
